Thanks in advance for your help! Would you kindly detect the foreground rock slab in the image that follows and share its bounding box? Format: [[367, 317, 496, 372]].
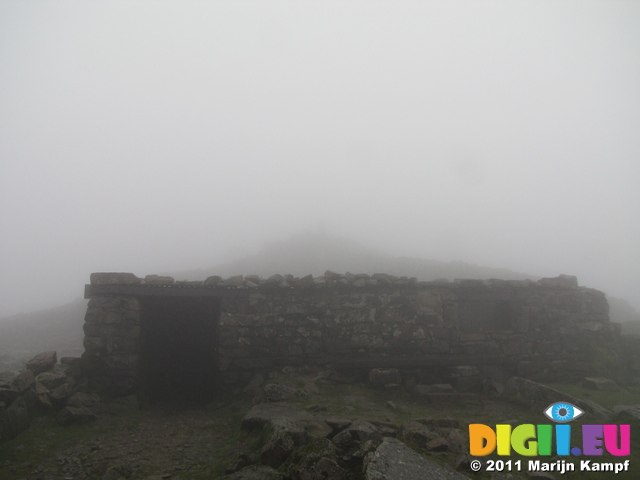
[[224, 465, 285, 480], [364, 437, 470, 480]]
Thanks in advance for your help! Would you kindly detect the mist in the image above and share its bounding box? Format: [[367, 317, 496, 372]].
[[1, 1, 639, 318]]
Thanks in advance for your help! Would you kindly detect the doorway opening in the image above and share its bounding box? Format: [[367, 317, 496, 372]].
[[139, 296, 220, 403]]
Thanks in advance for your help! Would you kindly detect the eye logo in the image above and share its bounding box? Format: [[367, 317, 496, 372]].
[[544, 402, 584, 423]]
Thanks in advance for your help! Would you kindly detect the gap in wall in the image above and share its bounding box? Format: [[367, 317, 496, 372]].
[[139, 296, 220, 403]]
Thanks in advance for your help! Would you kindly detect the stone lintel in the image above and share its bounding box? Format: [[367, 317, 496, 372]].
[[84, 284, 251, 299]]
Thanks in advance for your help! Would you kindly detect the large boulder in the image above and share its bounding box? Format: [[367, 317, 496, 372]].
[[26, 351, 57, 375], [364, 437, 469, 480]]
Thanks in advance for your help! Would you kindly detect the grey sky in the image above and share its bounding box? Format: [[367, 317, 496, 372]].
[[1, 1, 639, 317]]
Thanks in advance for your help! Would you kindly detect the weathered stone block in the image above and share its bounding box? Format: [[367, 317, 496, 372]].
[[12, 370, 35, 393], [537, 274, 578, 288], [35, 371, 67, 390], [364, 437, 467, 480], [144, 274, 174, 285], [27, 351, 57, 375], [90, 272, 141, 285]]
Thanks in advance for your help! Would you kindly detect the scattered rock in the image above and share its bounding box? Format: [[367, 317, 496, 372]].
[[293, 456, 347, 480], [224, 275, 245, 287], [227, 453, 255, 473], [56, 406, 96, 426], [400, 420, 466, 453], [325, 416, 352, 436], [264, 383, 302, 402], [270, 417, 309, 446], [306, 404, 327, 413], [332, 420, 380, 450], [50, 382, 75, 404], [582, 377, 620, 392], [613, 404, 640, 424], [12, 370, 35, 393], [293, 275, 315, 288], [0, 371, 17, 384], [304, 418, 333, 439], [35, 371, 67, 390], [426, 437, 449, 452], [401, 420, 438, 445], [261, 429, 296, 468], [0, 383, 18, 406], [370, 420, 398, 437]]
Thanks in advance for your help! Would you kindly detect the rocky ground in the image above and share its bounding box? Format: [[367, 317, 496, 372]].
[[2, 362, 640, 480]]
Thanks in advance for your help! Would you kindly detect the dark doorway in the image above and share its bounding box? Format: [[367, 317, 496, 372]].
[[139, 296, 220, 402]]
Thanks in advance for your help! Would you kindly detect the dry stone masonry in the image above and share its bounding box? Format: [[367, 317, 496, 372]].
[[81, 272, 620, 397]]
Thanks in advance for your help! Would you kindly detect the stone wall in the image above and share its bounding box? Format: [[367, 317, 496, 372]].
[[82, 272, 619, 396], [82, 295, 141, 395]]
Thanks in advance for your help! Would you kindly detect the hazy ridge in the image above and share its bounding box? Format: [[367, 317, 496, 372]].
[[172, 232, 536, 282]]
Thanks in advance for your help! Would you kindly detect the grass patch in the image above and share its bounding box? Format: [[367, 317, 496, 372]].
[[548, 383, 640, 410]]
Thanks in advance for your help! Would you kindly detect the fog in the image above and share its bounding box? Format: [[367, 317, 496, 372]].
[[1, 1, 639, 318]]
